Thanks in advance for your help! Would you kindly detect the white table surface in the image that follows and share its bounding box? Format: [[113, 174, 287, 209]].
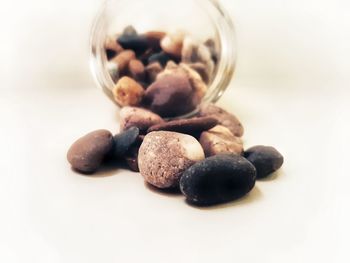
[[1, 0, 349, 262]]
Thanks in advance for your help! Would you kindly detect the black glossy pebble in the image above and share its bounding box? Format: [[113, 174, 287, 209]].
[[148, 52, 172, 67], [180, 154, 256, 206], [117, 35, 149, 55], [113, 127, 140, 158], [244, 146, 284, 179]]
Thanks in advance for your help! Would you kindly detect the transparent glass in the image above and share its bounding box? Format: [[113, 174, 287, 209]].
[[90, 0, 236, 118]]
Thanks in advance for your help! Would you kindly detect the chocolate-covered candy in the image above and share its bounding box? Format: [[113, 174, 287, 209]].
[[128, 59, 145, 82], [200, 125, 243, 157], [67, 130, 114, 173], [113, 127, 140, 158], [117, 34, 149, 55], [111, 50, 136, 75], [145, 62, 163, 83], [148, 52, 172, 67], [138, 131, 205, 188], [144, 74, 196, 117], [112, 76, 144, 107], [180, 154, 256, 206], [119, 106, 164, 132], [147, 117, 218, 135], [244, 146, 284, 179], [198, 104, 244, 137]]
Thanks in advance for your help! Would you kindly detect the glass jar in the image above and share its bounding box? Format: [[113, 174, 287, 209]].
[[90, 0, 236, 118]]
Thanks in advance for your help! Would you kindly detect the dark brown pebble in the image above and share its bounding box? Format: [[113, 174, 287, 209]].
[[147, 117, 218, 135], [244, 146, 284, 179], [67, 130, 114, 173], [198, 104, 244, 137], [144, 74, 196, 117]]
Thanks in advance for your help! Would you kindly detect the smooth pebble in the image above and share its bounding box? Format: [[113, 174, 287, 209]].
[[180, 154, 256, 206], [200, 125, 243, 157], [119, 106, 164, 132], [67, 130, 114, 173], [138, 131, 205, 188], [244, 146, 284, 178]]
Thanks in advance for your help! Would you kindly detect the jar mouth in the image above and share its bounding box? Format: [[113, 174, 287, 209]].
[[89, 0, 236, 119]]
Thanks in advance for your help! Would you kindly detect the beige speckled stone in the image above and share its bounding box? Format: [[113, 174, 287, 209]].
[[200, 125, 243, 157], [138, 131, 205, 188]]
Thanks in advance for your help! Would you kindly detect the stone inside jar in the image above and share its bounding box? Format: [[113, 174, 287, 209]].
[[105, 26, 219, 118]]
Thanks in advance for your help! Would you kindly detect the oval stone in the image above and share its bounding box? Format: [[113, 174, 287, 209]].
[[244, 145, 284, 179], [147, 117, 218, 135], [199, 125, 243, 157], [119, 106, 164, 133], [67, 130, 114, 173], [138, 131, 205, 188], [180, 154, 256, 206], [144, 74, 196, 117]]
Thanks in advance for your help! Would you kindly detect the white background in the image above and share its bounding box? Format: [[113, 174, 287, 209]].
[[1, 0, 349, 262]]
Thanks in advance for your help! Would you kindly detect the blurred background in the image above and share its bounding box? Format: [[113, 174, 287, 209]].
[[0, 0, 349, 262]]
